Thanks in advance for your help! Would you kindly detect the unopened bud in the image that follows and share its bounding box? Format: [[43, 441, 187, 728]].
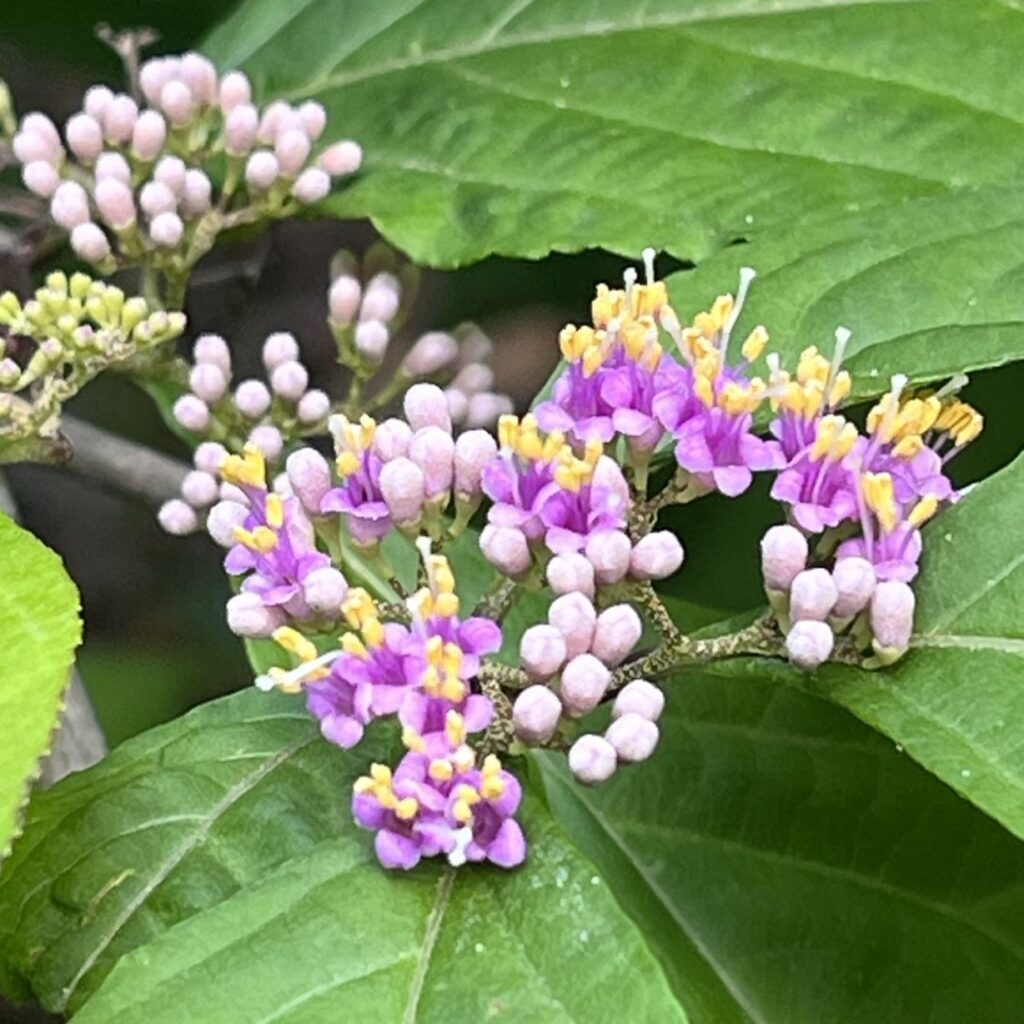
[[612, 679, 664, 722], [404, 382, 451, 432], [50, 181, 91, 230], [286, 447, 332, 514], [546, 552, 595, 598], [480, 524, 531, 577], [789, 568, 838, 622], [274, 128, 311, 176], [233, 379, 272, 418], [605, 713, 659, 762], [292, 166, 330, 204], [227, 592, 286, 637], [157, 498, 198, 535], [193, 333, 231, 376], [245, 150, 279, 191], [831, 557, 876, 620], [269, 359, 309, 401], [403, 331, 458, 377], [93, 178, 136, 231], [629, 531, 684, 581], [360, 272, 401, 324], [180, 53, 217, 106], [372, 418, 412, 461], [591, 603, 642, 667], [257, 100, 291, 143], [379, 456, 426, 524], [261, 331, 300, 370], [150, 211, 184, 248], [585, 530, 632, 585], [189, 362, 228, 403], [225, 103, 259, 155], [219, 71, 251, 112], [513, 685, 562, 745], [318, 139, 362, 176], [173, 394, 210, 432], [131, 110, 167, 161], [181, 469, 219, 508], [519, 624, 567, 681], [248, 424, 284, 460], [329, 274, 362, 326], [548, 592, 596, 658], [445, 388, 469, 424], [786, 619, 834, 670], [103, 94, 138, 143], [408, 425, 454, 497], [465, 392, 513, 428], [181, 169, 212, 216], [592, 455, 630, 509], [303, 566, 349, 615], [454, 429, 497, 498], [139, 58, 179, 106], [297, 389, 330, 424], [13, 129, 59, 165], [568, 734, 617, 784], [70, 223, 111, 264], [66, 113, 104, 162], [83, 85, 114, 121], [154, 155, 187, 195], [194, 441, 228, 475], [95, 151, 131, 185], [206, 499, 248, 546], [140, 180, 178, 219], [451, 362, 493, 395], [354, 320, 389, 362], [21, 161, 60, 197], [870, 580, 915, 653], [160, 80, 194, 127], [560, 653, 611, 717], [298, 100, 326, 140], [761, 524, 808, 593]]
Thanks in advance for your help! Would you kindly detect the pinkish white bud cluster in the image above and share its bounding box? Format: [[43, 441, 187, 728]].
[[13, 54, 361, 278]]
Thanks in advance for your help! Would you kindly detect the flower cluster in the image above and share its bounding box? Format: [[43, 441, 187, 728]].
[[11, 52, 360, 296]]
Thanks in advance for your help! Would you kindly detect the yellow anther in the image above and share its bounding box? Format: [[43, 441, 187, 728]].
[[434, 592, 460, 618], [265, 493, 285, 529], [482, 754, 502, 777], [796, 346, 830, 386], [592, 284, 626, 327], [620, 321, 648, 361], [694, 374, 715, 409], [559, 325, 591, 362], [641, 339, 664, 373], [828, 371, 852, 408], [395, 797, 419, 821], [362, 617, 384, 648], [498, 414, 519, 450], [709, 294, 734, 331], [445, 710, 467, 747], [907, 495, 939, 528], [430, 556, 456, 593], [421, 666, 442, 695], [741, 325, 769, 362], [442, 642, 463, 676], [266, 666, 303, 695], [892, 435, 924, 459], [453, 799, 474, 825], [429, 759, 453, 782], [541, 431, 566, 461], [220, 444, 267, 488], [809, 415, 844, 462], [455, 784, 481, 805], [342, 588, 378, 630], [440, 677, 467, 702], [481, 775, 505, 800], [232, 525, 278, 553], [340, 633, 368, 659], [336, 450, 360, 477], [353, 775, 375, 795], [630, 281, 669, 318], [272, 626, 318, 663], [370, 763, 392, 785], [425, 635, 444, 665], [402, 727, 426, 753], [378, 789, 398, 810], [863, 472, 898, 533]]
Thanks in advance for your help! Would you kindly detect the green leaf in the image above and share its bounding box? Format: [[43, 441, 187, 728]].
[[538, 670, 1024, 1024], [203, 0, 1024, 267], [0, 513, 82, 858], [0, 689, 682, 1021]]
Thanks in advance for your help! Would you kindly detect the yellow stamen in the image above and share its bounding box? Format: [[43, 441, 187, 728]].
[[232, 525, 277, 553], [402, 727, 426, 753], [272, 626, 318, 663], [741, 325, 769, 362], [429, 759, 453, 782], [907, 495, 939, 528], [265, 493, 284, 529], [220, 444, 266, 488], [395, 797, 419, 821]]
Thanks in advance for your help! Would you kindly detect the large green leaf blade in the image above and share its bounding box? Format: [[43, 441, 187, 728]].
[[0, 513, 82, 858]]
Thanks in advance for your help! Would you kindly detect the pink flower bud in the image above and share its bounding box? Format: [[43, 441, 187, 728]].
[[379, 456, 426, 525], [22, 161, 60, 197], [480, 524, 531, 577], [354, 320, 389, 361], [454, 429, 497, 498], [585, 530, 632, 585], [150, 211, 184, 248], [180, 53, 217, 105], [297, 389, 330, 424], [257, 100, 292, 143], [328, 274, 362, 326], [50, 181, 90, 230], [605, 713, 659, 762], [83, 85, 114, 121], [870, 580, 915, 652], [789, 567, 838, 622], [206, 499, 248, 546], [404, 383, 451, 433], [546, 552, 595, 598], [194, 333, 231, 376], [65, 113, 103, 162], [173, 394, 210, 432], [513, 685, 562, 745], [70, 222, 111, 263], [139, 57, 179, 106], [547, 592, 596, 658], [257, 331, 298, 371], [13, 129, 59, 165], [181, 469, 219, 508], [592, 455, 630, 509], [831, 557, 876, 619], [560, 653, 611, 717], [22, 112, 60, 146], [219, 71, 251, 112], [409, 425, 454, 497], [292, 167, 330, 204], [274, 128, 311, 176], [444, 388, 469, 424], [225, 103, 259, 155], [359, 272, 400, 324], [227, 592, 285, 637], [245, 151, 279, 191], [372, 418, 412, 461], [568, 734, 617, 784], [154, 156, 187, 195], [248, 424, 284, 460], [103, 94, 138, 143], [297, 101, 326, 140], [93, 178, 136, 231], [140, 180, 178, 219], [194, 441, 228, 475], [286, 448, 332, 514], [303, 566, 349, 615], [403, 331, 458, 377], [318, 139, 362, 176], [520, 624, 567, 681], [95, 151, 131, 185], [786, 619, 834, 670], [189, 362, 228, 403], [160, 80, 195, 127], [233, 380, 270, 419], [220, 481, 248, 504], [761, 524, 809, 593], [131, 110, 167, 161], [465, 392, 513, 428], [181, 169, 212, 216], [629, 531, 684, 581], [612, 679, 664, 722], [451, 362, 493, 395], [157, 498, 198, 535], [591, 603, 643, 667], [270, 360, 309, 401]]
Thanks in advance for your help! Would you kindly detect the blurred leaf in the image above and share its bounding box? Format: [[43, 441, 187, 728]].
[[0, 514, 81, 858]]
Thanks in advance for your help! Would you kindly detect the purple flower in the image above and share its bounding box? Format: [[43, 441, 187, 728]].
[[320, 414, 392, 544]]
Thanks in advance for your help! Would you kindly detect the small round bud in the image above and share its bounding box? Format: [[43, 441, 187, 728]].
[[157, 498, 198, 535], [303, 566, 349, 615], [372, 418, 412, 461], [194, 441, 228, 475], [292, 166, 330, 204], [454, 429, 497, 498], [180, 53, 217, 105], [245, 150, 279, 191], [354, 320, 389, 362], [606, 713, 659, 763], [404, 383, 452, 433], [248, 424, 284, 460], [220, 481, 248, 504], [546, 552, 595, 599], [408, 425, 455, 497], [233, 379, 271, 419], [831, 557, 876, 619], [181, 169, 212, 216], [21, 160, 60, 197], [359, 272, 401, 324], [103, 94, 138, 143], [629, 531, 684, 581], [83, 85, 114, 121], [318, 139, 363, 176], [160, 80, 195, 127], [139, 57, 179, 106], [520, 624, 568, 681], [50, 181, 90, 230], [328, 275, 362, 326], [480, 524, 531, 577], [445, 388, 469, 424], [591, 603, 643, 667], [785, 619, 834, 671], [154, 156, 187, 195], [261, 331, 300, 370], [789, 567, 838, 622], [548, 592, 597, 659], [257, 100, 291, 143], [219, 71, 252, 112], [95, 151, 131, 185], [585, 530, 632, 586], [13, 129, 59, 165], [286, 448, 332, 514], [70, 222, 111, 263], [560, 653, 611, 717], [612, 679, 665, 722], [194, 334, 231, 376], [227, 592, 286, 637], [274, 128, 311, 176], [93, 178, 136, 231], [870, 580, 915, 652], [149, 211, 184, 248], [206, 499, 248, 547], [173, 394, 210, 432], [298, 100, 327, 140], [379, 456, 426, 525], [297, 389, 330, 424], [22, 113, 60, 147], [568, 734, 617, 784], [189, 362, 228, 403], [131, 110, 167, 161], [140, 180, 178, 219], [270, 360, 309, 401], [465, 392, 513, 428], [65, 113, 104, 162], [451, 362, 494, 395], [403, 331, 458, 377], [761, 524, 809, 593], [513, 685, 562, 745], [225, 103, 259, 155], [181, 469, 219, 508]]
